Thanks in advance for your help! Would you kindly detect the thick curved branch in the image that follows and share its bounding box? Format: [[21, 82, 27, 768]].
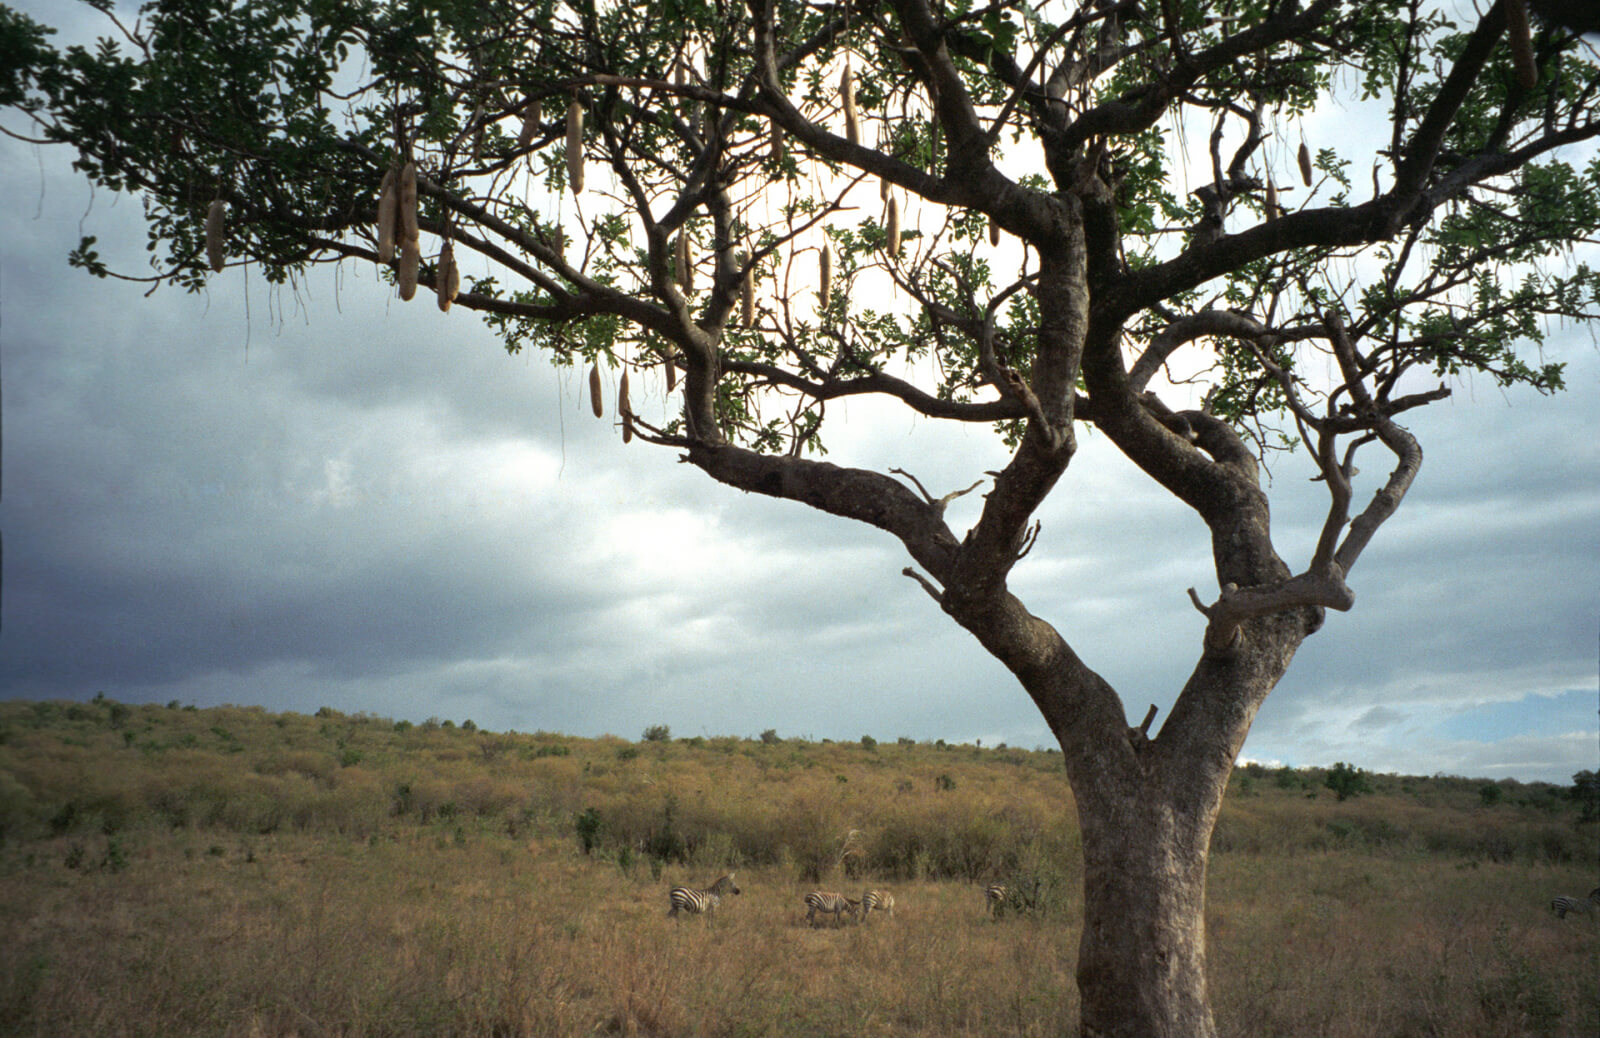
[[1187, 570, 1353, 650], [685, 440, 961, 583], [1325, 312, 1426, 576], [719, 358, 1028, 422], [1129, 309, 1323, 395], [1061, 0, 1341, 152]]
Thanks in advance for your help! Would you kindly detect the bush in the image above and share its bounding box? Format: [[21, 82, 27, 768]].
[[642, 724, 671, 743], [1570, 770, 1599, 822], [1325, 762, 1372, 802], [760, 729, 781, 745], [575, 807, 602, 855]]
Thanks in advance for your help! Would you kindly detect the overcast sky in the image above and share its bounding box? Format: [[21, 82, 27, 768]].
[[2, 9, 1597, 786]]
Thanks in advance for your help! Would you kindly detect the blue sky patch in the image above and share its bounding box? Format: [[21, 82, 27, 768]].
[[1436, 689, 1600, 744]]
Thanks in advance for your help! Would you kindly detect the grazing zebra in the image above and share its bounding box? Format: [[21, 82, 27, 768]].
[[860, 889, 895, 919], [985, 883, 1007, 915], [804, 891, 860, 927], [667, 872, 740, 918], [1550, 887, 1600, 919]]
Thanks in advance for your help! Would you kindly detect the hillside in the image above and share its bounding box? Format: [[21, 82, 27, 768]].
[[1, 697, 1591, 868]]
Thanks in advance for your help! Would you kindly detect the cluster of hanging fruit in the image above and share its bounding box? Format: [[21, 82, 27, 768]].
[[374, 162, 461, 311]]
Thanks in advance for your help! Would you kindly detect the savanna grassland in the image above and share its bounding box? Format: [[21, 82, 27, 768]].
[[0, 698, 1595, 1037]]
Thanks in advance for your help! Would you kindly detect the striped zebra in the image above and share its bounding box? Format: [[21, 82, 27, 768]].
[[667, 872, 740, 918], [985, 883, 1007, 915], [1550, 887, 1600, 919], [860, 889, 895, 919], [804, 890, 860, 927]]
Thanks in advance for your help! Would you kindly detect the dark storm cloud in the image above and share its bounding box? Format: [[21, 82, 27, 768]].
[[3, 108, 1596, 781]]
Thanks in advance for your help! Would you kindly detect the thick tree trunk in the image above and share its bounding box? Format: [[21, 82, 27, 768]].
[[1060, 613, 1309, 1038], [1075, 785, 1220, 1038]]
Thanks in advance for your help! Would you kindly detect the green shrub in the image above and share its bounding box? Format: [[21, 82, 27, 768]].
[[100, 837, 128, 873], [1571, 770, 1599, 822], [575, 807, 602, 855], [1326, 762, 1372, 802]]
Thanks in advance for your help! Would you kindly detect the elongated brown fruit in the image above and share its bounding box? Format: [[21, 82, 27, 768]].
[[769, 117, 785, 164], [589, 362, 603, 418], [398, 238, 420, 300], [398, 162, 418, 244], [619, 368, 633, 443], [886, 196, 901, 260], [1506, 0, 1537, 90], [819, 241, 832, 308], [741, 265, 755, 327], [841, 66, 859, 145], [1265, 180, 1278, 221], [675, 232, 692, 293], [989, 216, 1001, 247], [517, 100, 538, 149], [205, 199, 226, 272], [664, 354, 677, 392], [567, 99, 585, 194], [376, 168, 397, 263], [436, 239, 458, 312], [1297, 142, 1313, 187]]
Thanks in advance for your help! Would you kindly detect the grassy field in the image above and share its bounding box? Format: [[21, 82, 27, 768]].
[[1, 698, 1595, 1036]]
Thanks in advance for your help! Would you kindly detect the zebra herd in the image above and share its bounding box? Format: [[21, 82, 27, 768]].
[[664, 873, 896, 926], [669, 876, 1600, 924]]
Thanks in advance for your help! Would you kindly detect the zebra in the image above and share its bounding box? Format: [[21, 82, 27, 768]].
[[1550, 887, 1600, 919], [985, 883, 1008, 915], [804, 890, 860, 927], [667, 872, 740, 918], [860, 889, 895, 919]]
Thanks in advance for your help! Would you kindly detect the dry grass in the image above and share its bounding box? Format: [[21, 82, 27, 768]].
[[0, 830, 1083, 1037], [0, 699, 1595, 1036], [2, 827, 1593, 1036]]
